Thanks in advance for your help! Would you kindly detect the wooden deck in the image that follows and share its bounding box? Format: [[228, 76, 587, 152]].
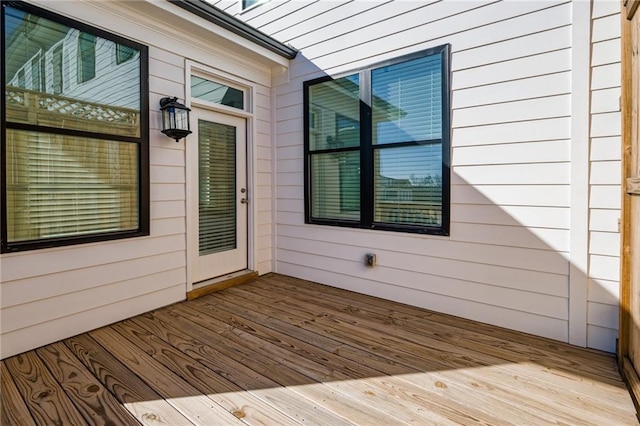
[[1, 273, 638, 425]]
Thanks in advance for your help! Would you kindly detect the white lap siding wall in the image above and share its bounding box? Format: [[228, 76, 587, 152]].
[[0, 0, 277, 359], [223, 0, 621, 352], [588, 0, 623, 352]]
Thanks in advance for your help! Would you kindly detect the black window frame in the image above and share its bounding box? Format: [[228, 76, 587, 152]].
[[303, 44, 451, 236], [1, 1, 150, 253]]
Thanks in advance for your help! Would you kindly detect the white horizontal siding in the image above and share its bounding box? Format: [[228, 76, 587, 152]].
[[1, 285, 184, 361], [278, 260, 568, 342], [452, 205, 570, 229], [590, 254, 621, 282], [243, 0, 582, 350], [452, 185, 570, 207], [453, 95, 571, 128], [453, 72, 571, 109], [453, 140, 570, 166], [588, 324, 619, 352], [0, 0, 276, 358], [591, 136, 622, 161], [453, 117, 571, 147], [223, 0, 618, 351], [589, 278, 620, 305], [590, 209, 620, 232], [276, 224, 569, 275], [587, 4, 621, 353]]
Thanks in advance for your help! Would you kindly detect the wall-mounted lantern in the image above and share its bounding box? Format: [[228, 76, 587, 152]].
[[160, 97, 192, 142]]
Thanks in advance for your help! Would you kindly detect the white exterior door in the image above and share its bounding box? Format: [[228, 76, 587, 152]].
[[188, 109, 248, 284]]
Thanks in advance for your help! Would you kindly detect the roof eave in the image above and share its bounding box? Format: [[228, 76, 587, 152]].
[[169, 0, 298, 60]]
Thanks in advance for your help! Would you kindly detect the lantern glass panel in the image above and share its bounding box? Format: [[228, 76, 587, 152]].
[[162, 108, 172, 130], [175, 108, 190, 131]]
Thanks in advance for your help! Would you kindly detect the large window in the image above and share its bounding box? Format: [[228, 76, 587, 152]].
[[304, 45, 451, 235], [2, 2, 149, 252]]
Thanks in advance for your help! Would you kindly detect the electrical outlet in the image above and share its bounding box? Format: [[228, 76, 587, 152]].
[[365, 253, 376, 267]]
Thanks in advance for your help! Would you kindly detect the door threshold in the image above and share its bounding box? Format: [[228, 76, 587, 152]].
[[187, 269, 258, 300]]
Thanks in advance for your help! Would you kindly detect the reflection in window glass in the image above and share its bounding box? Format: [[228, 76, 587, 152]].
[[4, 5, 141, 135], [242, 0, 266, 9], [191, 75, 244, 110], [307, 74, 361, 222], [51, 45, 63, 94], [17, 69, 25, 88], [77, 32, 96, 83], [2, 3, 148, 252], [31, 56, 42, 91], [311, 151, 360, 221], [116, 43, 136, 65], [371, 54, 443, 227], [372, 54, 442, 144], [308, 74, 359, 151], [374, 145, 442, 226]]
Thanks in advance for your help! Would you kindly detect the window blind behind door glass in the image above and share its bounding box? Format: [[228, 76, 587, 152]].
[[198, 120, 237, 255]]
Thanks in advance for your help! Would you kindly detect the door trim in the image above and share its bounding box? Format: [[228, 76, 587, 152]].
[[185, 107, 255, 292], [184, 61, 260, 294]]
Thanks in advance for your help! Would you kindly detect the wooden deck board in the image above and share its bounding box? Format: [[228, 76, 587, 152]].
[[0, 362, 36, 426], [1, 273, 637, 425], [35, 342, 140, 425], [224, 280, 633, 425], [3, 351, 87, 425], [64, 333, 193, 425]]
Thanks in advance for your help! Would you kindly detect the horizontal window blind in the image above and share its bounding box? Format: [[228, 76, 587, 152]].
[[311, 151, 360, 221], [5, 130, 138, 242], [372, 54, 442, 144], [199, 120, 237, 255]]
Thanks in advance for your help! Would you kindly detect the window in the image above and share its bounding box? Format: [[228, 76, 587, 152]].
[[2, 2, 149, 253], [51, 44, 63, 94], [77, 32, 96, 83], [31, 55, 42, 91], [242, 0, 267, 10], [16, 69, 25, 88], [304, 45, 451, 235], [191, 75, 244, 110], [116, 43, 136, 65]]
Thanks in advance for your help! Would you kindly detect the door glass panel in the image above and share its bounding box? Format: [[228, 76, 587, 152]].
[[198, 120, 236, 255], [191, 75, 244, 110]]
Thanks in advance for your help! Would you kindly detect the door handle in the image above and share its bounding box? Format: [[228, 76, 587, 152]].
[[240, 198, 249, 204]]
